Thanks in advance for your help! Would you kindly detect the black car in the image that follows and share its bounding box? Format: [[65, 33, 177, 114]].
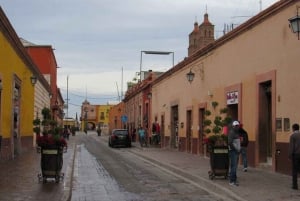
[[108, 129, 131, 148]]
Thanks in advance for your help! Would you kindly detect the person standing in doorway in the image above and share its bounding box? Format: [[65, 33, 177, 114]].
[[228, 120, 241, 186], [239, 122, 249, 172], [288, 123, 300, 190]]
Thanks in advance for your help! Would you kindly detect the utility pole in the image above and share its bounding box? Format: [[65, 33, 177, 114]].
[[121, 67, 123, 100], [66, 75, 69, 119]]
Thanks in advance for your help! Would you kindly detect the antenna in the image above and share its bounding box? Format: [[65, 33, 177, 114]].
[[259, 0, 262, 12], [66, 75, 69, 118], [85, 85, 87, 100], [116, 82, 120, 102], [121, 67, 123, 100]]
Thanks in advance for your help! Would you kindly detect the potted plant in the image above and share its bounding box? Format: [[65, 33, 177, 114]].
[[35, 107, 67, 149], [33, 118, 41, 135], [203, 101, 232, 180], [35, 107, 67, 183], [203, 102, 232, 151]]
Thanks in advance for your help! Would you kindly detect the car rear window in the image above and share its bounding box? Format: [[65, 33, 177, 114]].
[[114, 130, 128, 135]]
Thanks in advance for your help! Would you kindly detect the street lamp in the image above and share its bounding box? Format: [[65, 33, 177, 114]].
[[140, 50, 174, 82], [288, 6, 300, 40], [30, 75, 37, 85], [186, 69, 195, 83]]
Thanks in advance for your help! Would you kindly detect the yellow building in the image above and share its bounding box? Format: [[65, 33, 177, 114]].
[[80, 99, 114, 135], [97, 104, 113, 135], [0, 7, 50, 159]]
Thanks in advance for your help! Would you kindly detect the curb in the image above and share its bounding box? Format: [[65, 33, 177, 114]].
[[61, 139, 77, 201]]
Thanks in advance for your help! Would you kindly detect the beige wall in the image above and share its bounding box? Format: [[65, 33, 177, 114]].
[[151, 1, 300, 169]]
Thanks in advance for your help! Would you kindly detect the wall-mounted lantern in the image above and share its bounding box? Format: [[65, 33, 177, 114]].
[[147, 92, 152, 99], [30, 76, 37, 85], [288, 6, 300, 40], [186, 69, 195, 83]]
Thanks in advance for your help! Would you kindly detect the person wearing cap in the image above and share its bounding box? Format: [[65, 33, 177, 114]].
[[288, 123, 300, 190], [228, 120, 241, 186]]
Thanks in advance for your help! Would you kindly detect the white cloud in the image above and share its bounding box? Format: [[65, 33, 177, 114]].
[[0, 0, 278, 117]]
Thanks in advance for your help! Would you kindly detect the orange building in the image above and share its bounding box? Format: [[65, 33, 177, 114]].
[[22, 39, 64, 125], [109, 102, 125, 130]]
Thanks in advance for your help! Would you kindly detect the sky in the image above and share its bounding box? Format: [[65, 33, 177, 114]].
[[0, 0, 278, 118]]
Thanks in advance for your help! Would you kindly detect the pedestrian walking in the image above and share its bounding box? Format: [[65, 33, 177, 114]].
[[239, 122, 249, 172], [151, 121, 161, 145], [228, 120, 241, 186], [138, 126, 147, 147], [288, 123, 300, 190]]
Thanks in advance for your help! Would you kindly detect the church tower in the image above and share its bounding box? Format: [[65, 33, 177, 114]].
[[188, 12, 215, 56]]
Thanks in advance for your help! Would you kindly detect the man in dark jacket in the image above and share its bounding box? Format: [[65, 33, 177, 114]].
[[239, 123, 249, 172], [288, 123, 300, 190]]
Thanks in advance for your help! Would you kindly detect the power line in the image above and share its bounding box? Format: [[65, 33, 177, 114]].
[[60, 88, 119, 100]]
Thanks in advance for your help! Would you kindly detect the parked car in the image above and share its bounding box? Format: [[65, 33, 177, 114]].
[[108, 129, 131, 148]]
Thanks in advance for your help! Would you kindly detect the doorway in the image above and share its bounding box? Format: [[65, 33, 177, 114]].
[[170, 105, 178, 149], [227, 104, 238, 122], [198, 108, 205, 155], [186, 110, 192, 153], [13, 80, 21, 158], [160, 114, 165, 147], [258, 81, 272, 165]]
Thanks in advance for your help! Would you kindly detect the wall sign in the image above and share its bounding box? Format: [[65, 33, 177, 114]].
[[284, 118, 290, 132], [276, 118, 282, 131], [227, 91, 238, 105]]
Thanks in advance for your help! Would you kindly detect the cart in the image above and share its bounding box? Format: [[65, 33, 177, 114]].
[[37, 145, 66, 183], [208, 145, 229, 180]]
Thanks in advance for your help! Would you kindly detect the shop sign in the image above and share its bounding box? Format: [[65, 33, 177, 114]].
[[227, 91, 238, 105]]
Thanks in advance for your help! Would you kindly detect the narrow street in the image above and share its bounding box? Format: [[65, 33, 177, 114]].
[[71, 132, 224, 201]]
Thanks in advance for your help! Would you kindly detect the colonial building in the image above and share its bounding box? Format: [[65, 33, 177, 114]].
[[80, 100, 114, 135], [188, 12, 215, 56], [108, 102, 125, 131], [123, 71, 157, 143], [21, 39, 64, 126], [0, 7, 51, 159], [124, 0, 300, 175]]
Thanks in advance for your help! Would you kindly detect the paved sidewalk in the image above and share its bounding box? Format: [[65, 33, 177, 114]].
[[2, 133, 300, 201], [0, 134, 77, 201], [128, 141, 300, 201]]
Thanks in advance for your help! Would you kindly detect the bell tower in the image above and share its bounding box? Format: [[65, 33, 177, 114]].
[[188, 12, 215, 56]]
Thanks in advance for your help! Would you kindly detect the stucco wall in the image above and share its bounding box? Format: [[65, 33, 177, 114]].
[[0, 32, 35, 139], [152, 3, 300, 146]]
